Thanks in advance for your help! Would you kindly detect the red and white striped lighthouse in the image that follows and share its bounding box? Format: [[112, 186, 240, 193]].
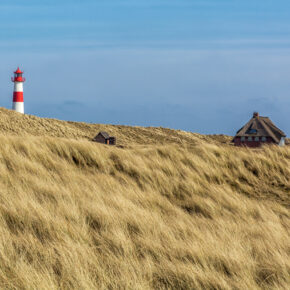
[[11, 67, 25, 114]]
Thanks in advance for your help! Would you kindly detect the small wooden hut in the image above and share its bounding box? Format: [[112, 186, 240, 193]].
[[93, 132, 116, 145]]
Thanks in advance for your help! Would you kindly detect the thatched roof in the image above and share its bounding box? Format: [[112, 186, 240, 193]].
[[234, 113, 286, 143]]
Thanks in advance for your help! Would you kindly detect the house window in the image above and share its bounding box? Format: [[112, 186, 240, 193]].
[[254, 137, 259, 141], [247, 129, 257, 134], [241, 136, 245, 141], [248, 137, 253, 141], [262, 137, 266, 142]]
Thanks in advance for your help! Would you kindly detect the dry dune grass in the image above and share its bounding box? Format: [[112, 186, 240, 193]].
[[0, 109, 289, 289], [0, 107, 230, 146]]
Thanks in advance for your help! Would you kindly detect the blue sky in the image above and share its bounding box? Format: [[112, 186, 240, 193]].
[[0, 0, 290, 135]]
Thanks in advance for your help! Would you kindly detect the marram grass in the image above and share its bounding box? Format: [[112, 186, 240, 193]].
[[0, 109, 289, 289]]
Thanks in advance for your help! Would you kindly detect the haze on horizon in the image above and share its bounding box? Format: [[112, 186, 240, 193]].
[[0, 0, 290, 135]]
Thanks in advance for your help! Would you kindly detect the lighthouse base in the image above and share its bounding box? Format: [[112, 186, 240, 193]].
[[13, 102, 24, 114]]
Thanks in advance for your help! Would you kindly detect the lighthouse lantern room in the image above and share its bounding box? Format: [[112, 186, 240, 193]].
[[11, 67, 25, 114]]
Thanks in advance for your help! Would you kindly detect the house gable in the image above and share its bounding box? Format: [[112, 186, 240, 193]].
[[233, 112, 286, 147]]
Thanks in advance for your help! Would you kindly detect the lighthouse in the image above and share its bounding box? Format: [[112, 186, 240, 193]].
[[11, 67, 25, 114]]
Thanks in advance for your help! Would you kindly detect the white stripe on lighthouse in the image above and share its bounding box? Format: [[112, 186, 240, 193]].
[[12, 102, 24, 114], [14, 82, 23, 92]]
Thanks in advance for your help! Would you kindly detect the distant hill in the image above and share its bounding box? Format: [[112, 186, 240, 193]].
[[0, 107, 231, 146], [0, 107, 289, 289]]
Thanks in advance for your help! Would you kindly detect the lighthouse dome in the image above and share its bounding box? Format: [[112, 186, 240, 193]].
[[14, 67, 23, 74]]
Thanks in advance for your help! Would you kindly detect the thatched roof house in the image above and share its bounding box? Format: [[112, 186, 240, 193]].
[[232, 112, 286, 147]]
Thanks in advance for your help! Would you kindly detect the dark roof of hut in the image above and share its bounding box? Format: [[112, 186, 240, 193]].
[[97, 131, 110, 139], [233, 112, 286, 143]]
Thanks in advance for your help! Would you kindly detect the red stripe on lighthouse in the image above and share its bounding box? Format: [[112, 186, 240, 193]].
[[13, 92, 24, 102]]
